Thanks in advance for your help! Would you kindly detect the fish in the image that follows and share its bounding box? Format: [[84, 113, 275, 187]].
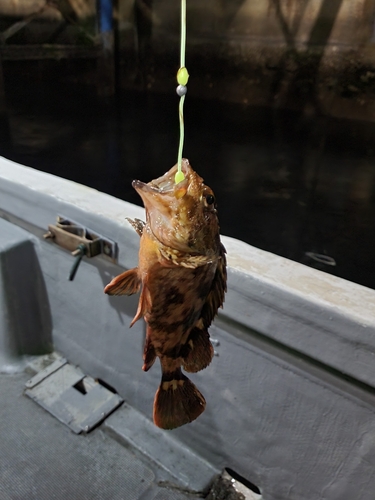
[[104, 159, 227, 429]]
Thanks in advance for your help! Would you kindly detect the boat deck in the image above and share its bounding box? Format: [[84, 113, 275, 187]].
[[2, 157, 375, 499], [0, 370, 207, 500]]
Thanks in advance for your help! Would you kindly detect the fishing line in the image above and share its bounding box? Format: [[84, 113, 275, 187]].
[[175, 0, 189, 184]]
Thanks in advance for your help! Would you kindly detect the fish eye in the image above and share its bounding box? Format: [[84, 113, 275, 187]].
[[205, 194, 215, 206]]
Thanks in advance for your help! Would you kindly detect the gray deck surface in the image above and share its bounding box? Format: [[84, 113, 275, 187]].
[[0, 372, 204, 500]]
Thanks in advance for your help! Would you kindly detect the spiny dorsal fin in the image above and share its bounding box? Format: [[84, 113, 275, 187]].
[[104, 268, 141, 296], [126, 217, 145, 237]]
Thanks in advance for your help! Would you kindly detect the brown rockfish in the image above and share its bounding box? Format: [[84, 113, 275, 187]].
[[104, 159, 227, 429]]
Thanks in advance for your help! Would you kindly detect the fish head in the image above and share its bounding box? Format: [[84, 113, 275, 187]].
[[132, 159, 220, 254]]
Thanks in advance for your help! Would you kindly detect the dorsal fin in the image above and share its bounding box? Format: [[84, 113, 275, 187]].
[[126, 217, 145, 237]]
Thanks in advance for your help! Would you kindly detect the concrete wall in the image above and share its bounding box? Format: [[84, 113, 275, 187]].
[[0, 0, 95, 18], [149, 0, 374, 44], [118, 0, 375, 121], [2, 0, 375, 119], [1, 156, 375, 499]]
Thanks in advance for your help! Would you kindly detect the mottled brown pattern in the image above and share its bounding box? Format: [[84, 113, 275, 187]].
[[104, 160, 227, 429]]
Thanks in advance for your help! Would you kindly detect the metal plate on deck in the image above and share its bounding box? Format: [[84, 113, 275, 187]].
[[25, 359, 123, 433]]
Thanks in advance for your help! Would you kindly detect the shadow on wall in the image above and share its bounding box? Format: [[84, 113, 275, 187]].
[[1, 237, 53, 362], [269, 0, 345, 113]]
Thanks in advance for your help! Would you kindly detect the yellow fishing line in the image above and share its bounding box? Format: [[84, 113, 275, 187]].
[[175, 0, 188, 185], [175, 95, 186, 184]]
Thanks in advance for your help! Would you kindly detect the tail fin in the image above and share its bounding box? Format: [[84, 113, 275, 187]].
[[153, 369, 206, 430], [182, 327, 214, 373]]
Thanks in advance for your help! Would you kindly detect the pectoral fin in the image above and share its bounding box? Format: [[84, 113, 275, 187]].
[[104, 268, 141, 296]]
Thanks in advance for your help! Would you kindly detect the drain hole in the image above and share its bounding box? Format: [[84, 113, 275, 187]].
[[225, 468, 261, 494], [73, 379, 87, 395], [97, 378, 117, 394]]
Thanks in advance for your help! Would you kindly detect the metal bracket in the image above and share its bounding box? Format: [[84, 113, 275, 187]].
[[25, 357, 123, 434], [44, 216, 118, 280], [45, 215, 117, 260]]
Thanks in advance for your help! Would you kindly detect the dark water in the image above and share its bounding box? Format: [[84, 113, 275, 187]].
[[1, 73, 375, 290]]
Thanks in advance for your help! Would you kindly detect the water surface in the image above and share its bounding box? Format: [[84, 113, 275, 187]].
[[1, 74, 375, 289]]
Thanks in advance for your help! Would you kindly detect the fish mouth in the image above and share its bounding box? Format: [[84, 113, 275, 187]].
[[132, 160, 200, 215], [132, 178, 175, 194], [132, 179, 176, 204], [132, 162, 190, 198], [132, 178, 177, 217], [132, 179, 154, 193], [133, 159, 191, 194]]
